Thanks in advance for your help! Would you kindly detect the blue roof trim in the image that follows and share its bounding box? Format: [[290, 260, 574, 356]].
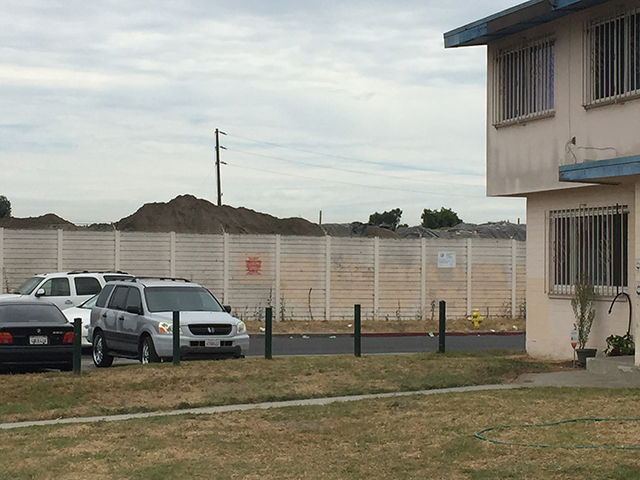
[[444, 0, 611, 48], [559, 155, 640, 182]]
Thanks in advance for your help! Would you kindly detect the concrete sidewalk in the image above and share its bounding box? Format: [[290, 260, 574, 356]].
[[513, 356, 640, 388], [0, 384, 517, 431], [512, 369, 640, 388], [2, 364, 639, 431]]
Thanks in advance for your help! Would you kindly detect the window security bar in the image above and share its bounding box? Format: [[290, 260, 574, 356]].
[[584, 6, 640, 106], [550, 204, 628, 296], [493, 37, 555, 125]]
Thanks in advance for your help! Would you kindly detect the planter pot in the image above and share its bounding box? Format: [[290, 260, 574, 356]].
[[576, 348, 597, 367]]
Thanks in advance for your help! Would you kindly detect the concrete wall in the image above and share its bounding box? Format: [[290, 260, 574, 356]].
[[486, 0, 640, 197], [0, 229, 525, 322]]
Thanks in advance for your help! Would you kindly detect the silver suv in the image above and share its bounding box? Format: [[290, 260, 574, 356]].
[[89, 278, 249, 367], [1, 271, 133, 311]]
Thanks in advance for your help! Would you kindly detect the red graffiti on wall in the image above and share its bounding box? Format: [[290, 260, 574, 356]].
[[246, 257, 262, 275]]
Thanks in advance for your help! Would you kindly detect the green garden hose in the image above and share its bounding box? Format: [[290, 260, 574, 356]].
[[475, 417, 640, 450]]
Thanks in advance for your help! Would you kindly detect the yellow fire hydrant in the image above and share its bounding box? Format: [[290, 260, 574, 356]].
[[468, 309, 483, 329]]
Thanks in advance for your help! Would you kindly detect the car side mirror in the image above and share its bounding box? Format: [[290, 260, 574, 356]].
[[35, 288, 46, 298], [126, 305, 142, 315], [224, 305, 232, 314]]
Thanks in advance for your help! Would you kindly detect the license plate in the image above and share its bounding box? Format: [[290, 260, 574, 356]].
[[30, 335, 48, 345], [205, 339, 220, 348]]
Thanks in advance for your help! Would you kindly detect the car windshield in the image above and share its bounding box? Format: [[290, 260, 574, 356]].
[[144, 286, 224, 313], [0, 304, 67, 324], [13, 276, 44, 295], [79, 294, 99, 309]]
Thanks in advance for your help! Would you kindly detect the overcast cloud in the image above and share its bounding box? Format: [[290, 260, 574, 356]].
[[0, 0, 525, 227]]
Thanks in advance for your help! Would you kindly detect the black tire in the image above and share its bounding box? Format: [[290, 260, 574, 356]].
[[140, 336, 160, 364], [93, 331, 114, 368]]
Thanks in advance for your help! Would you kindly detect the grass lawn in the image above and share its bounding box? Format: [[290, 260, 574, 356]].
[[3, 351, 628, 479], [0, 351, 551, 423], [4, 388, 640, 479]]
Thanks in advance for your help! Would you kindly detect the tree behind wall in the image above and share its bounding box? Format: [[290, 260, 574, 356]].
[[421, 207, 461, 229], [369, 208, 403, 230], [0, 196, 10, 219]]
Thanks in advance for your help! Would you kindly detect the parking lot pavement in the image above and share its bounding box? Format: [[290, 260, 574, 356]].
[[81, 354, 138, 370]]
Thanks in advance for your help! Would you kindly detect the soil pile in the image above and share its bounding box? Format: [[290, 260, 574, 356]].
[[0, 213, 75, 230], [0, 195, 324, 235], [0, 194, 525, 239], [114, 194, 324, 235]]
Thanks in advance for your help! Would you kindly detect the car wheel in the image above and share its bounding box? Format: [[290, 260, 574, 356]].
[[140, 336, 160, 364], [93, 331, 113, 368]]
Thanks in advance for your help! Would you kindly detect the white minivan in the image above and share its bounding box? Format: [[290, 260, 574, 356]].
[[90, 278, 249, 367]]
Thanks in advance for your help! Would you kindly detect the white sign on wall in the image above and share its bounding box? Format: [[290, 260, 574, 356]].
[[438, 252, 456, 268]]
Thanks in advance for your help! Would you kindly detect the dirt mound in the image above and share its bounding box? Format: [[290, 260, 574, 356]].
[[0, 213, 75, 230], [114, 194, 325, 235], [0, 195, 525, 239]]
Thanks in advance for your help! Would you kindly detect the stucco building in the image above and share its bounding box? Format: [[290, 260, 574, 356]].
[[445, 0, 640, 361]]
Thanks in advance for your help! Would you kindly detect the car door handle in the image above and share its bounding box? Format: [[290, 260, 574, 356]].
[[65, 300, 73, 304], [119, 315, 125, 321], [102, 313, 107, 318]]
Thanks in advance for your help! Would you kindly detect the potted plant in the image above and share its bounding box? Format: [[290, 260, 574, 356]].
[[572, 274, 597, 366], [605, 292, 635, 357], [605, 333, 635, 356]]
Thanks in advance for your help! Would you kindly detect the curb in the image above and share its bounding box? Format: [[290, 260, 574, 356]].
[[249, 332, 524, 338], [360, 331, 523, 337]]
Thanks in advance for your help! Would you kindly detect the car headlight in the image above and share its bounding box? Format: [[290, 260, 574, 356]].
[[237, 321, 246, 335], [158, 322, 182, 334]]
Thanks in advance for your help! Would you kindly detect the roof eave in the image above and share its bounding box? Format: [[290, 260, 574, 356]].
[[444, 0, 612, 48], [559, 155, 640, 183]]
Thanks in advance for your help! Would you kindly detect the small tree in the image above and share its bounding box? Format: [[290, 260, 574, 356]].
[[0, 196, 10, 219], [369, 208, 402, 230], [571, 274, 596, 349], [421, 207, 461, 229]]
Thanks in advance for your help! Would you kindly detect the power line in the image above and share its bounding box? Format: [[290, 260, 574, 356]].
[[224, 162, 486, 199], [225, 132, 485, 177], [226, 147, 484, 188]]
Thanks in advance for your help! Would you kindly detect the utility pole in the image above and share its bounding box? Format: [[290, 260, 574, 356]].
[[215, 128, 226, 206]]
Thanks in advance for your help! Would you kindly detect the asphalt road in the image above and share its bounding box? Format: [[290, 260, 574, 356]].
[[247, 333, 525, 357], [80, 333, 525, 369]]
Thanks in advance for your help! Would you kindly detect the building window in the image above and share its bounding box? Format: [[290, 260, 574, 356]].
[[584, 7, 640, 105], [493, 37, 555, 126], [550, 205, 628, 296]]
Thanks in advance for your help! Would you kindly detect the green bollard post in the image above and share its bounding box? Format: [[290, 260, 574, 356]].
[[265, 306, 273, 359], [354, 304, 361, 357], [438, 301, 446, 354], [73, 318, 82, 374], [173, 311, 180, 366]]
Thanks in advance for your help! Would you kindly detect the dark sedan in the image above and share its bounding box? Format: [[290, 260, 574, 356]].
[[0, 299, 74, 372]]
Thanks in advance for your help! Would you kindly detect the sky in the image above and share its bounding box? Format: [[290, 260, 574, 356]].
[[0, 0, 526, 227]]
